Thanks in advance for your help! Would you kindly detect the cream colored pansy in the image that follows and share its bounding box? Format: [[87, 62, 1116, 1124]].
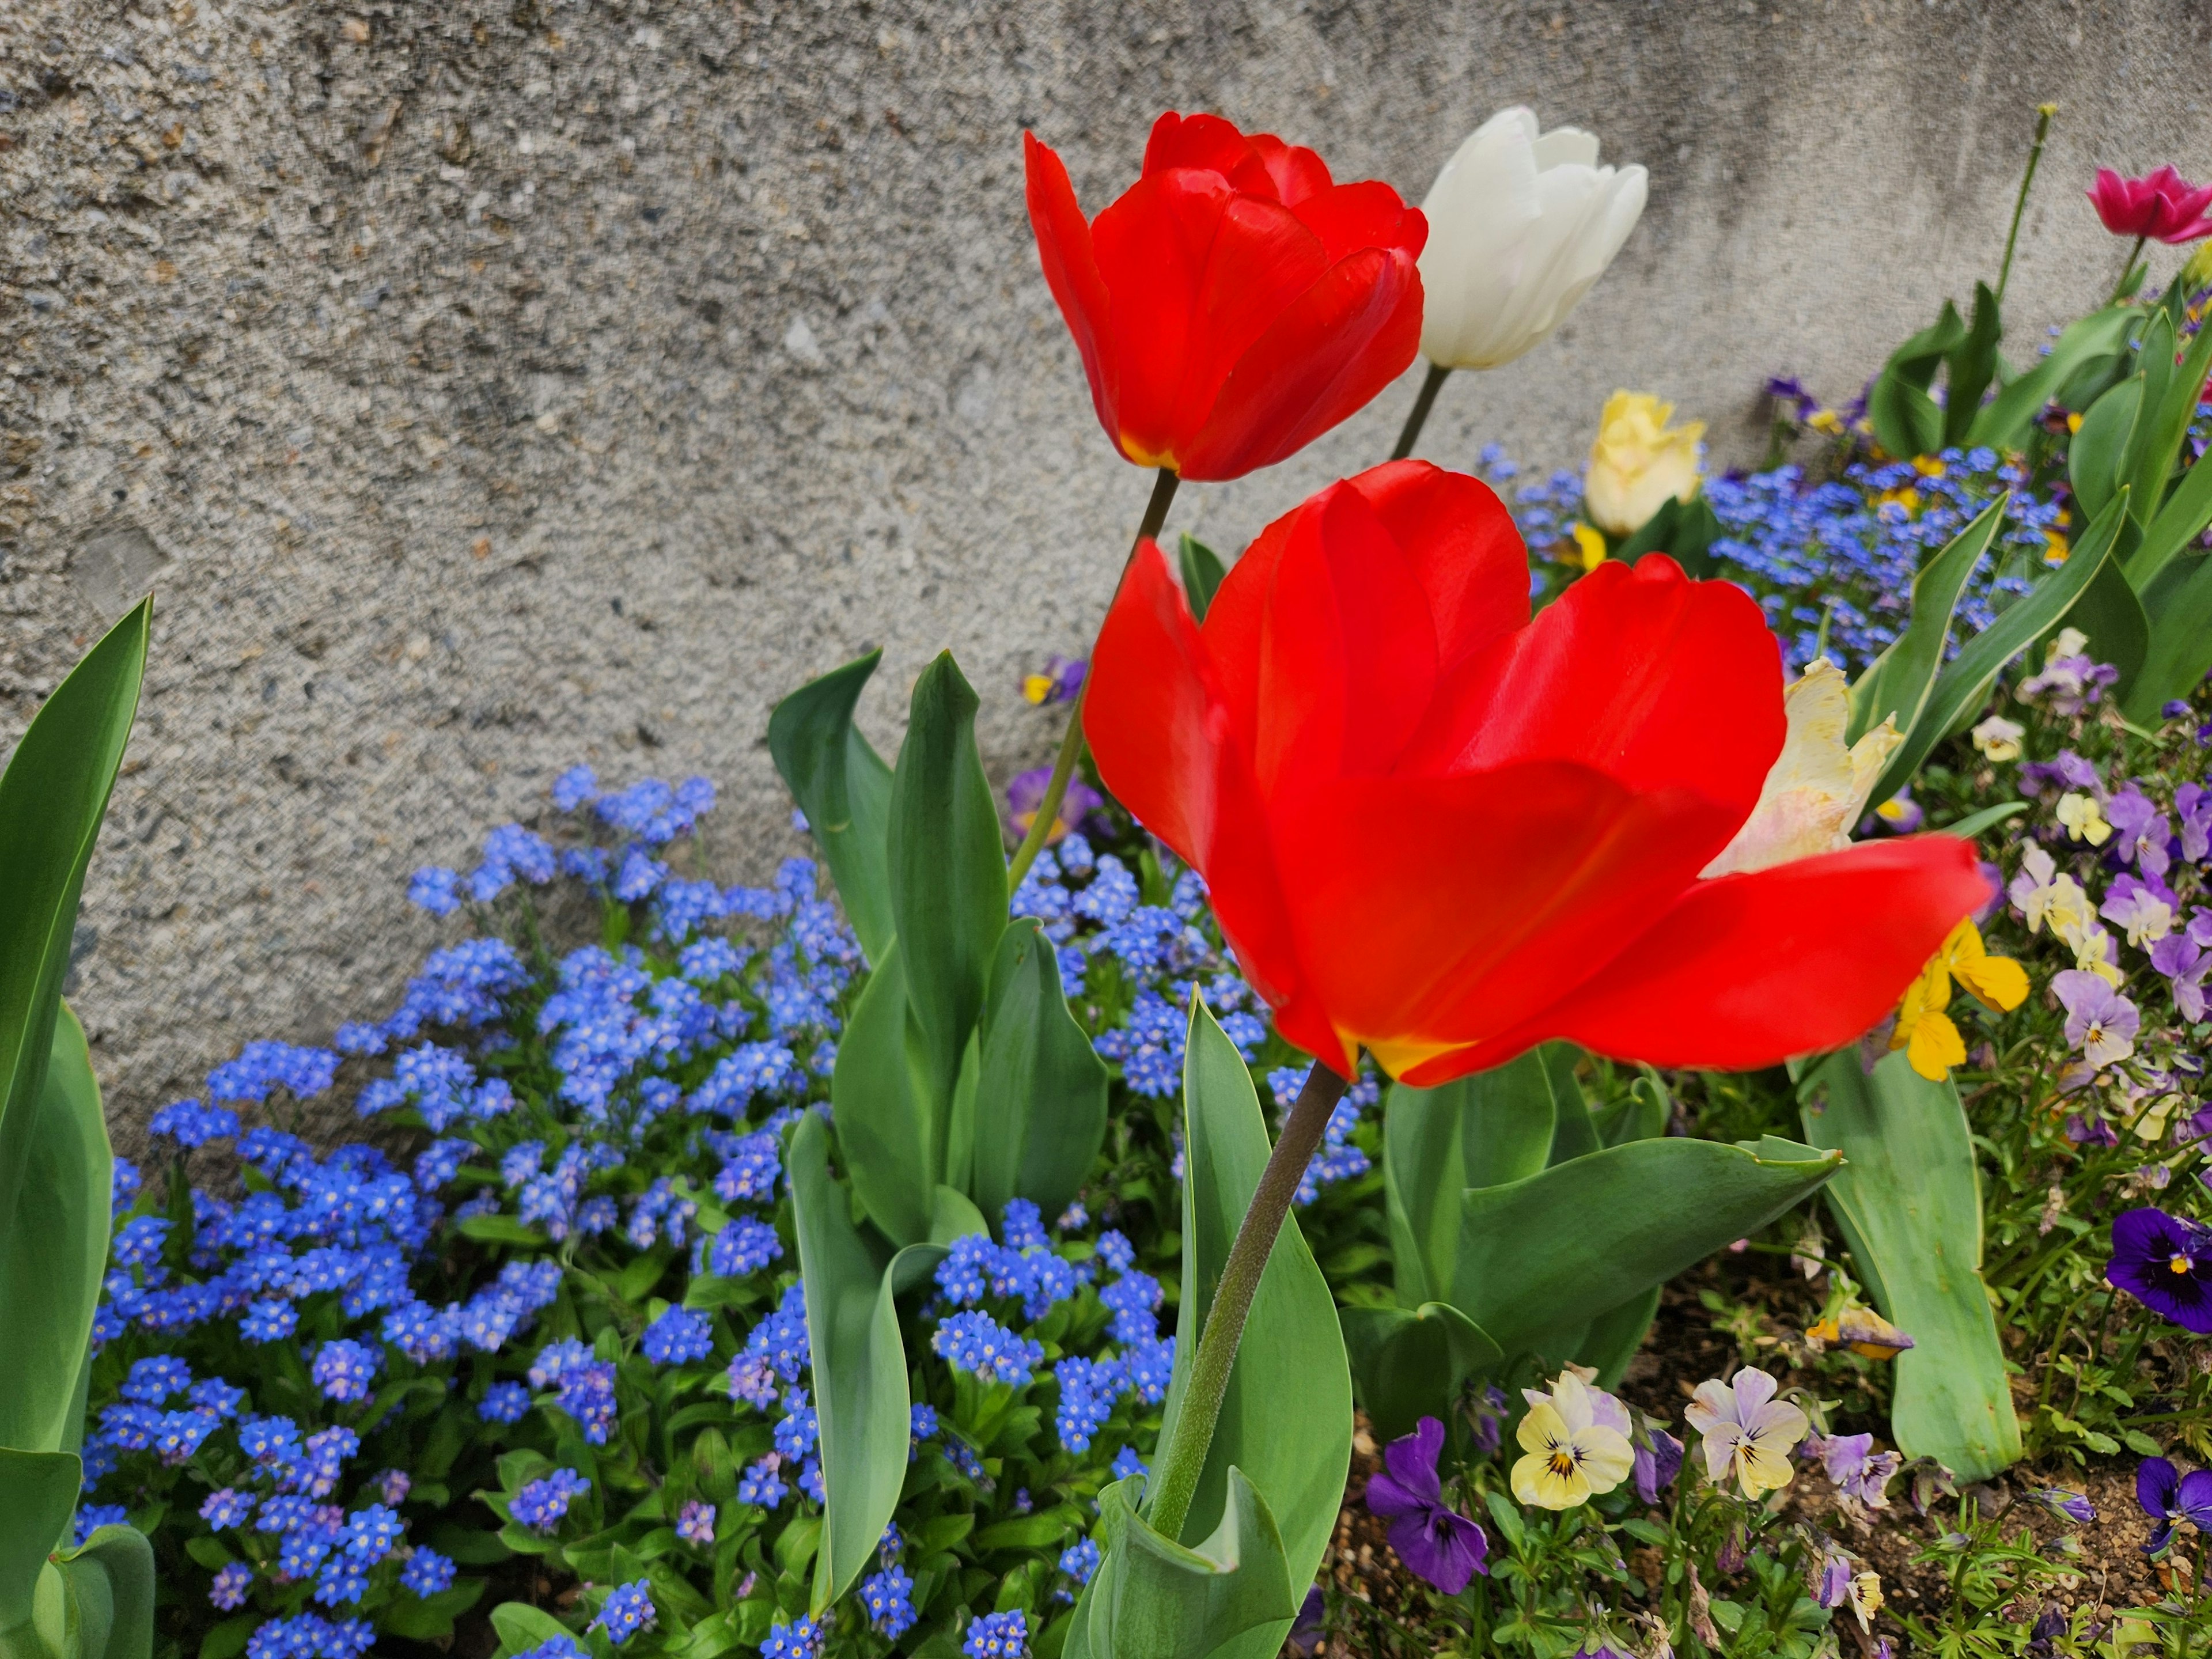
[[2064, 925, 2127, 989], [2055, 792, 2112, 846], [2008, 846, 2093, 938], [1702, 658, 1903, 877], [1971, 715, 2025, 762], [1684, 1366, 1808, 1497], [1849, 1573, 1884, 1633], [1510, 1370, 1634, 1510], [2050, 627, 2090, 661]]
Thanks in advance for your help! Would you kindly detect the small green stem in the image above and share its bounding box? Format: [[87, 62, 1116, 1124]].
[[1994, 104, 2055, 309], [1390, 362, 1452, 461], [1144, 1060, 1350, 1543], [1005, 467, 1180, 892], [2110, 233, 2149, 307]]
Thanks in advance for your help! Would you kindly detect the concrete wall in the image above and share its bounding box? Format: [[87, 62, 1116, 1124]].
[[3, 0, 2208, 1145]]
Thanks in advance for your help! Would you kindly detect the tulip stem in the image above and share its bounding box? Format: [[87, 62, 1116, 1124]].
[[1144, 1059, 1350, 1544], [1006, 467, 1180, 892], [1389, 362, 1452, 461], [2110, 234, 2148, 308], [1994, 104, 2054, 309]]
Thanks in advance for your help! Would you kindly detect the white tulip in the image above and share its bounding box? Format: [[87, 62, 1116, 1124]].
[[1416, 108, 1647, 372]]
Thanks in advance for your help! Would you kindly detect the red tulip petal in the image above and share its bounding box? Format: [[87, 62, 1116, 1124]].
[[1245, 132, 1335, 205], [1244, 481, 1440, 798], [1354, 461, 1529, 670], [1195, 499, 1290, 765], [1416, 836, 1988, 1080], [1082, 540, 1336, 1064], [1272, 764, 1743, 1066], [1023, 133, 1118, 445], [1395, 556, 1782, 855], [1090, 173, 1330, 469], [1142, 111, 1277, 196], [1291, 180, 1430, 263], [1176, 246, 1424, 480]]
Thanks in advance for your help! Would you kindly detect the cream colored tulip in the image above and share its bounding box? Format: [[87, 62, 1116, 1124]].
[[1585, 392, 1704, 537], [1418, 108, 1647, 370], [1702, 659, 1900, 877]]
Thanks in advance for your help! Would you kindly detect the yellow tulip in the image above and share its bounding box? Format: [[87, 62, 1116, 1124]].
[[1584, 392, 1703, 537]]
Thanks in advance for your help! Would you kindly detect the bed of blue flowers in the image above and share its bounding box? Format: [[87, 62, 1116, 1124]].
[[81, 763, 1394, 1659]]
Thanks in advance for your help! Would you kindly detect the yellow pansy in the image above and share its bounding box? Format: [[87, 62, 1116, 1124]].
[[1877, 485, 1921, 516], [1912, 455, 1946, 479], [1020, 674, 1058, 706], [1971, 715, 2024, 762], [1889, 918, 2028, 1081], [1571, 522, 1607, 572], [2055, 793, 2112, 846], [2043, 529, 2069, 565], [1808, 1306, 1915, 1361], [1510, 1372, 1633, 1511], [1807, 408, 1845, 435]]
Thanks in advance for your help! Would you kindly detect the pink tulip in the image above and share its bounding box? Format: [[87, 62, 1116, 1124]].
[[2087, 165, 2212, 245]]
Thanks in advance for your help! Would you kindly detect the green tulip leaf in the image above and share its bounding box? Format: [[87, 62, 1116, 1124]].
[[969, 920, 1109, 1224], [0, 1005, 111, 1459], [2064, 552, 2150, 699], [0, 1448, 79, 1632], [1800, 1050, 2021, 1481], [0, 599, 146, 1247], [1941, 283, 2003, 449], [889, 653, 1007, 1120], [1177, 535, 1228, 624], [1864, 489, 2127, 809], [827, 943, 934, 1248], [1448, 1137, 1842, 1362], [787, 1111, 947, 1611], [1150, 1002, 1349, 1659], [1967, 305, 2140, 452], [1382, 1050, 1555, 1306], [1064, 1470, 1296, 1659], [1937, 801, 2028, 842], [1593, 1070, 1669, 1149], [2070, 373, 2142, 525], [2128, 550, 2212, 721], [767, 650, 897, 968], [1340, 1302, 1501, 1442], [1867, 300, 1965, 460], [52, 1523, 154, 1659], [929, 1184, 990, 1246], [1847, 500, 2003, 745], [2126, 442, 2212, 594], [1541, 1044, 1600, 1165], [1574, 1285, 1663, 1390]]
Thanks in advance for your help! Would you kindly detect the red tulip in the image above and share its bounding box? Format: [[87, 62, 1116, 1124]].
[[1024, 113, 1427, 482], [1082, 461, 1986, 1083], [2087, 166, 2212, 245]]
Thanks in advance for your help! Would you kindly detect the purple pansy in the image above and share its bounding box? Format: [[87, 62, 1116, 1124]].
[[2101, 874, 2176, 948], [1005, 768, 1103, 847], [2105, 785, 2172, 877], [2051, 970, 2139, 1069], [2152, 934, 2211, 1022], [1363, 1416, 1488, 1594], [2107, 1207, 2212, 1332], [2136, 1456, 2212, 1554], [2176, 784, 2212, 863], [1631, 1415, 1683, 1505], [2021, 749, 2101, 797]]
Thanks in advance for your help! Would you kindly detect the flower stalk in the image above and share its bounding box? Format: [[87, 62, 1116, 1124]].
[[1390, 362, 1452, 460], [1994, 104, 2055, 308], [1144, 1059, 1350, 1543], [1006, 467, 1179, 892]]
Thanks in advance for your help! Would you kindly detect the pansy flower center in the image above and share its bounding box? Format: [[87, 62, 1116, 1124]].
[[2171, 1252, 2196, 1276]]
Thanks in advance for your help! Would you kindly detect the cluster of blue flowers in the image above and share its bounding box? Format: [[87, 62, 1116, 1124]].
[[85, 768, 1269, 1658]]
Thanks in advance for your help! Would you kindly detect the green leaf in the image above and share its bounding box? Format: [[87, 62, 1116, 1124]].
[[1381, 1051, 1555, 1306], [2070, 373, 2142, 524], [2126, 439, 2212, 592], [198, 1615, 257, 1659], [968, 921, 1109, 1225], [1446, 1138, 1841, 1361], [1863, 489, 2127, 808], [1541, 1044, 1599, 1165], [1064, 1472, 1296, 1659], [2063, 551, 2150, 698], [1339, 1302, 1501, 1442], [787, 1112, 946, 1612], [0, 1005, 110, 1461], [1936, 801, 2027, 841], [0, 1448, 79, 1631], [1177, 535, 1228, 624], [456, 1215, 548, 1248], [2128, 549, 2212, 721], [54, 1524, 155, 1659], [972, 1510, 1080, 1552], [382, 1580, 487, 1641], [0, 599, 145, 1251], [889, 653, 1007, 1122], [828, 942, 933, 1248], [1867, 300, 1964, 460], [1967, 305, 2141, 452], [1846, 501, 2004, 744], [1941, 283, 2003, 449], [1799, 1051, 2021, 1482], [1574, 1285, 1661, 1389], [1149, 1001, 1348, 1659], [929, 1185, 989, 1245], [767, 652, 897, 967], [490, 1600, 575, 1655]]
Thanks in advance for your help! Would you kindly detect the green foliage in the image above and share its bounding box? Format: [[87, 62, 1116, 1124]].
[[1800, 1051, 2021, 1480], [971, 921, 1111, 1225], [0, 601, 148, 1659], [766, 650, 897, 967], [1175, 535, 1227, 624], [1063, 1472, 1293, 1659]]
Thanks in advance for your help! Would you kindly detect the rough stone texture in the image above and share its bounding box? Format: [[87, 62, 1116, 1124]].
[[2, 0, 2207, 1148]]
